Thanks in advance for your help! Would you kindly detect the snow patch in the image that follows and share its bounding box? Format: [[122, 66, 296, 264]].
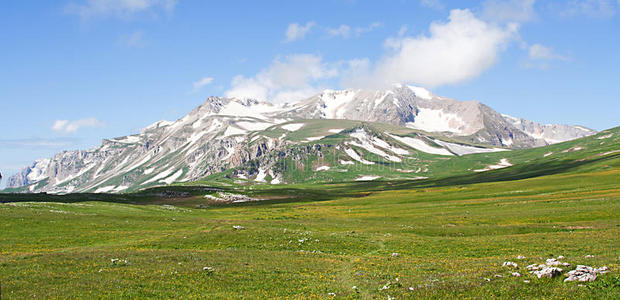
[[474, 159, 513, 172], [375, 91, 393, 108], [281, 123, 305, 131], [388, 134, 453, 156], [407, 85, 432, 100], [349, 129, 402, 162], [159, 169, 183, 185], [599, 150, 620, 156], [305, 136, 325, 142], [355, 175, 380, 181], [236, 121, 273, 131], [432, 139, 507, 156], [315, 166, 330, 171], [562, 146, 583, 153], [142, 168, 174, 185], [321, 90, 358, 119], [222, 126, 247, 137], [406, 108, 466, 135], [344, 148, 374, 165], [328, 128, 344, 134], [254, 168, 267, 182], [113, 135, 141, 144], [94, 185, 116, 193]]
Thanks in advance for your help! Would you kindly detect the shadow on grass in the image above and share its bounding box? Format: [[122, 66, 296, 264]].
[[0, 153, 618, 207]]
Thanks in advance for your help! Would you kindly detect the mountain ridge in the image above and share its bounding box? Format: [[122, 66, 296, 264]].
[[4, 85, 596, 193]]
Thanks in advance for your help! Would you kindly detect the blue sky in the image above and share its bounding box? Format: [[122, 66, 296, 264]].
[[1, 0, 619, 186]]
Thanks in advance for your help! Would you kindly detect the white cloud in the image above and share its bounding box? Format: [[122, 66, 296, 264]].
[[193, 77, 214, 90], [522, 43, 568, 69], [528, 44, 566, 60], [482, 0, 537, 23], [52, 118, 105, 133], [285, 22, 315, 42], [327, 25, 351, 38], [347, 9, 519, 89], [65, 0, 178, 19], [327, 22, 381, 38], [561, 0, 616, 18], [0, 138, 79, 148], [420, 0, 444, 10], [121, 30, 146, 47], [225, 54, 337, 103]]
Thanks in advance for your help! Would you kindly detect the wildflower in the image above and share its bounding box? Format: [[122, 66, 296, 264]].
[[327, 292, 336, 297], [391, 253, 399, 257]]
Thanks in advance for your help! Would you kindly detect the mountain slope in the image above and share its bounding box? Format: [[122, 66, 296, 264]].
[[4, 86, 597, 193]]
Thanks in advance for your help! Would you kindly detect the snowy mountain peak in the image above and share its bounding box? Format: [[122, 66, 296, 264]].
[[5, 85, 596, 194], [406, 85, 433, 100]]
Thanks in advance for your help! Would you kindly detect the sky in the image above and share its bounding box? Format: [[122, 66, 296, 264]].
[[1, 0, 619, 187]]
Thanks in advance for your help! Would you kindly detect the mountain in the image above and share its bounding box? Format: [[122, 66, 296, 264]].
[[4, 85, 596, 193]]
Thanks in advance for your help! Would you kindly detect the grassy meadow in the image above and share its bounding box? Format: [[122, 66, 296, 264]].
[[1, 128, 619, 298]]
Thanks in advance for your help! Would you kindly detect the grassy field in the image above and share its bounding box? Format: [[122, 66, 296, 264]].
[[1, 147, 619, 298]]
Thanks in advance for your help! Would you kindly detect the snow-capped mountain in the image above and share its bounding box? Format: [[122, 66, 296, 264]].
[[5, 85, 595, 193], [279, 84, 595, 148]]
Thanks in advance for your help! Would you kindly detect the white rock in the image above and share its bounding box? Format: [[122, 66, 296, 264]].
[[533, 266, 563, 278], [564, 265, 598, 282], [502, 261, 518, 268], [512, 272, 521, 277], [595, 266, 609, 274], [516, 255, 526, 260]]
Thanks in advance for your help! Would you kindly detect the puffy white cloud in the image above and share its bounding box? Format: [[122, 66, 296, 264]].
[[193, 77, 214, 90], [348, 9, 518, 88], [52, 118, 105, 133], [482, 0, 537, 23], [326, 22, 381, 38], [420, 0, 444, 10], [65, 0, 177, 19], [285, 22, 315, 42], [225, 54, 337, 103]]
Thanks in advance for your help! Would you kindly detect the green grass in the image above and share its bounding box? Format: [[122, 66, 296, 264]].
[[1, 159, 619, 298]]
